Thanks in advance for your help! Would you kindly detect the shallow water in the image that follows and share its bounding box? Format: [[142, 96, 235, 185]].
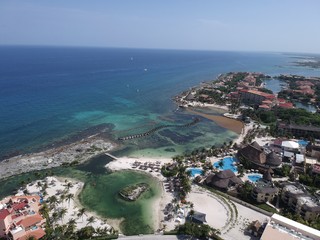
[[78, 170, 161, 235], [2, 47, 319, 158], [0, 155, 162, 235]]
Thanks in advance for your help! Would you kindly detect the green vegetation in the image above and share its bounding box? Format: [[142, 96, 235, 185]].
[[299, 166, 320, 188], [118, 183, 149, 201], [175, 222, 222, 240], [242, 108, 320, 137], [161, 164, 178, 177], [40, 202, 118, 240], [238, 181, 253, 202]]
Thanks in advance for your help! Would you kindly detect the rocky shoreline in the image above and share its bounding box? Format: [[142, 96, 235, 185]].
[[119, 182, 150, 201], [0, 136, 115, 180]]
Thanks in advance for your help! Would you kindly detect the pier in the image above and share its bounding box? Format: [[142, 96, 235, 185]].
[[105, 152, 118, 160], [118, 118, 200, 141]]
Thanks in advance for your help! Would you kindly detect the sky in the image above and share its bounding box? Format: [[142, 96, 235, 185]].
[[0, 0, 320, 53]]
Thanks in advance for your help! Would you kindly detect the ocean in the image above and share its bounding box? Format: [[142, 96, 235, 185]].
[[1, 46, 319, 158]]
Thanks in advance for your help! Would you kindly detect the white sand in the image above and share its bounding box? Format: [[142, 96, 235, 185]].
[[17, 177, 112, 232], [235, 122, 254, 145], [187, 185, 269, 240], [180, 101, 229, 111]]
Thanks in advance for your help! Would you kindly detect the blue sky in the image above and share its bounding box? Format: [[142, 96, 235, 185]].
[[1, 0, 320, 53]]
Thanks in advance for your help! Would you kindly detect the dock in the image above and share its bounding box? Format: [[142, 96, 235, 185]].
[[105, 152, 118, 160]]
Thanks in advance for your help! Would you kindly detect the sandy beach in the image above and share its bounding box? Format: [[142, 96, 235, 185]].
[[188, 185, 269, 240], [16, 176, 113, 232], [186, 108, 244, 134]]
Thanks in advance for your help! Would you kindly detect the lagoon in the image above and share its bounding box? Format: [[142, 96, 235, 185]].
[[0, 154, 162, 235]]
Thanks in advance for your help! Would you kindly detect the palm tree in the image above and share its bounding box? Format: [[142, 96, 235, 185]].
[[48, 195, 58, 209], [65, 182, 73, 191], [59, 208, 67, 224], [41, 182, 48, 192], [36, 181, 42, 190], [218, 160, 224, 170], [188, 209, 195, 222], [23, 189, 29, 195], [52, 212, 59, 225], [68, 218, 76, 226], [77, 208, 86, 222], [86, 216, 96, 226], [66, 193, 74, 207], [60, 194, 66, 206], [39, 203, 50, 219], [67, 218, 77, 235]]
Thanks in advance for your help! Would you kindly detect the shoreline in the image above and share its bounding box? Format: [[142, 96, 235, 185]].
[[17, 176, 114, 233], [106, 157, 174, 232], [186, 108, 244, 134], [0, 136, 115, 180]]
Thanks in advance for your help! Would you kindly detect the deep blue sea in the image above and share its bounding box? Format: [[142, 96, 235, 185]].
[[1, 46, 320, 158]]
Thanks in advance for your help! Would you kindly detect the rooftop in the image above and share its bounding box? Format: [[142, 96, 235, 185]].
[[261, 213, 320, 240]]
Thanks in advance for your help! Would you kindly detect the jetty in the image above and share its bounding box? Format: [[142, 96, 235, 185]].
[[118, 118, 200, 141], [105, 152, 118, 160]]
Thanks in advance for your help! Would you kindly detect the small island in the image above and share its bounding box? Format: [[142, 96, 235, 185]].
[[119, 183, 150, 201]]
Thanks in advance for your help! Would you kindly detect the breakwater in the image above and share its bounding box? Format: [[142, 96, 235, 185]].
[[118, 118, 200, 141]]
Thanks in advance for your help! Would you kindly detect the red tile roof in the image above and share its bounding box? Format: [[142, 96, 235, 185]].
[[240, 89, 275, 98], [0, 209, 10, 220], [262, 100, 273, 104], [13, 202, 27, 211], [18, 228, 46, 240], [277, 98, 286, 103], [19, 214, 43, 228], [259, 104, 271, 109], [278, 102, 294, 109]]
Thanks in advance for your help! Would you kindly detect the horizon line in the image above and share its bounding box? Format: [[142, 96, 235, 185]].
[[1, 43, 319, 56]]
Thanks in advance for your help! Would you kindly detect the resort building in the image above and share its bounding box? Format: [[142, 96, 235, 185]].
[[237, 141, 266, 165], [0, 195, 45, 240], [186, 211, 207, 224], [261, 213, 320, 240], [237, 141, 282, 168], [281, 183, 320, 221], [307, 144, 320, 160], [239, 89, 275, 106], [278, 122, 320, 139], [251, 168, 278, 203], [205, 169, 242, 190]]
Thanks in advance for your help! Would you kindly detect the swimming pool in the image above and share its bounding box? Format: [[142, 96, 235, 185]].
[[248, 174, 262, 183], [213, 156, 238, 172], [298, 140, 309, 147], [187, 168, 203, 177]]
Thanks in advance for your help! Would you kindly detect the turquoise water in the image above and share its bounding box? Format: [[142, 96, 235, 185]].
[[1, 47, 320, 159], [298, 139, 309, 147], [0, 155, 162, 235], [187, 168, 203, 177], [79, 170, 161, 235], [214, 156, 238, 172], [248, 174, 262, 183]]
